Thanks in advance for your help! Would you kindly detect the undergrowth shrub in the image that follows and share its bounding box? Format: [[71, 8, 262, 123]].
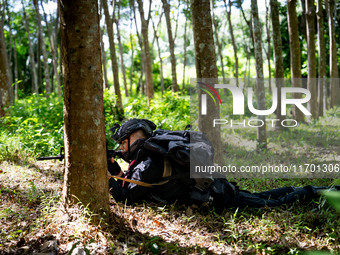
[[1, 90, 190, 159]]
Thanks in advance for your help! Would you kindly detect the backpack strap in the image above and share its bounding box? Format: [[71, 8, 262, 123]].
[[109, 158, 173, 188]]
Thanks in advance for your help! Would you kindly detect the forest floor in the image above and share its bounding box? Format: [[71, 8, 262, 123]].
[[1, 112, 340, 254]]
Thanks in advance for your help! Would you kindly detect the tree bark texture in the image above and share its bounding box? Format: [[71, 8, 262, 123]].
[[191, 0, 222, 163], [287, 0, 305, 122], [270, 0, 284, 128], [316, 0, 326, 116], [102, 0, 123, 113], [162, 0, 178, 92], [251, 0, 267, 150], [305, 0, 318, 119], [60, 0, 109, 211], [137, 0, 154, 100]]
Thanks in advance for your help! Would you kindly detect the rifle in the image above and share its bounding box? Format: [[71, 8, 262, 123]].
[[36, 147, 123, 162], [37, 147, 65, 161]]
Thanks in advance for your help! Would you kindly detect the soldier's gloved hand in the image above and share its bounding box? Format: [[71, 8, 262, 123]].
[[108, 158, 123, 176], [109, 177, 121, 198]]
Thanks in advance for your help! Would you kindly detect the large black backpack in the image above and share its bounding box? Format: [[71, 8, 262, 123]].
[[143, 129, 216, 192]]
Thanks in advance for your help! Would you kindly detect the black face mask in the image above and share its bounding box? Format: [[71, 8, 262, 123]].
[[121, 138, 147, 162]]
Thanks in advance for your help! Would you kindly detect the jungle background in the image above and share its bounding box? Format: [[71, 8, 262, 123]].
[[0, 0, 340, 254]]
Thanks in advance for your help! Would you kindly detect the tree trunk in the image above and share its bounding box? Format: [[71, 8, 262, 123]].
[[270, 0, 284, 129], [132, 0, 145, 95], [225, 0, 239, 86], [41, 0, 60, 94], [114, 0, 129, 97], [60, 0, 109, 212], [56, 0, 62, 96], [305, 0, 318, 119], [287, 0, 305, 122], [212, 0, 226, 83], [34, 0, 51, 94], [182, 0, 189, 91], [251, 0, 267, 150], [265, 0, 272, 93], [102, 0, 123, 115], [316, 0, 326, 116], [99, 1, 109, 89], [137, 0, 154, 100], [22, 1, 38, 94], [151, 12, 165, 94], [4, 0, 13, 105], [129, 5, 134, 96], [14, 40, 18, 101], [326, 0, 339, 107], [191, 0, 222, 163], [100, 27, 109, 89], [162, 0, 178, 92], [0, 16, 9, 116]]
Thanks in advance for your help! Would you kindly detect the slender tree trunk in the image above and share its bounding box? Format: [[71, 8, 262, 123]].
[[317, 0, 326, 116], [287, 0, 305, 122], [265, 0, 272, 92], [14, 40, 18, 101], [326, 0, 339, 107], [162, 0, 178, 92], [182, 1, 189, 91], [225, 0, 239, 86], [100, 27, 109, 89], [270, 0, 284, 129], [34, 0, 51, 94], [0, 13, 9, 116], [129, 5, 134, 96], [22, 1, 38, 94], [99, 1, 108, 89], [132, 0, 145, 95], [251, 0, 267, 150], [305, 0, 318, 119], [137, 0, 154, 100], [191, 0, 222, 163], [60, 0, 109, 212], [55, 0, 62, 96], [151, 12, 165, 94], [212, 0, 226, 84], [41, 0, 60, 94], [115, 0, 128, 97], [5, 0, 13, 104], [102, 0, 123, 115]]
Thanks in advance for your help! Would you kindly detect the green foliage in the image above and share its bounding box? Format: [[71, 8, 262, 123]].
[[0, 93, 64, 158]]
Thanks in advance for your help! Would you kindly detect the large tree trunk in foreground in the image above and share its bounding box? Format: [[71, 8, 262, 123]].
[[191, 0, 222, 163], [60, 0, 109, 211]]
